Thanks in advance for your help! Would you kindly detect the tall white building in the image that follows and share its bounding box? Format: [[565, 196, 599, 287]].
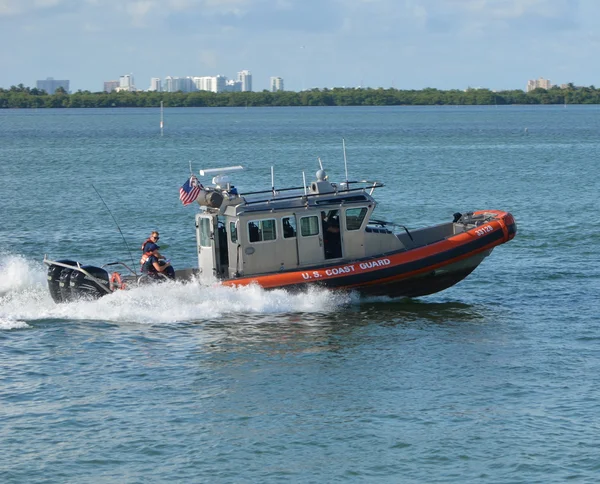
[[214, 75, 227, 93], [163, 76, 175, 92], [193, 75, 227, 93], [163, 76, 196, 92], [527, 77, 552, 92], [237, 70, 252, 92], [270, 77, 284, 92], [148, 78, 162, 92], [119, 74, 135, 91], [193, 76, 211, 92]]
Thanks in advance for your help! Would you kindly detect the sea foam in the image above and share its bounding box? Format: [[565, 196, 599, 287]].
[[0, 252, 353, 328]]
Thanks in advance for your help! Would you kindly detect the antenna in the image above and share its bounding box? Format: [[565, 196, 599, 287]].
[[199, 166, 244, 176], [318, 157, 324, 170], [342, 138, 349, 184], [92, 184, 137, 276], [302, 171, 307, 195]]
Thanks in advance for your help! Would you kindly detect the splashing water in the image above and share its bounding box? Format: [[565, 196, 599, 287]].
[[0, 253, 354, 329]]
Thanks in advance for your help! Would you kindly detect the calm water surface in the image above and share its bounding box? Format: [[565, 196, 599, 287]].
[[1, 106, 599, 483]]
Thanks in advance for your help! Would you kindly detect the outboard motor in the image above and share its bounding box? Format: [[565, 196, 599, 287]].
[[47, 260, 77, 303], [70, 266, 110, 300], [59, 267, 77, 302]]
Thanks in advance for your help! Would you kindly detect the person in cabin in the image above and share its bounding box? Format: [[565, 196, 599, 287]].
[[283, 218, 296, 238], [141, 247, 175, 280], [322, 211, 342, 259]]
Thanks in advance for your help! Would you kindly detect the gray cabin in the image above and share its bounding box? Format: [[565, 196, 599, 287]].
[[193, 166, 407, 280]]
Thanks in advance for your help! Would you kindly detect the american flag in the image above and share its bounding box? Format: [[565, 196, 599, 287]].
[[179, 175, 202, 206]]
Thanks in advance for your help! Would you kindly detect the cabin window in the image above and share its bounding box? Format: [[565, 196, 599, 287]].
[[346, 207, 368, 230], [230, 221, 238, 243], [199, 218, 212, 247], [248, 219, 277, 243], [300, 216, 320, 236], [282, 216, 297, 238]]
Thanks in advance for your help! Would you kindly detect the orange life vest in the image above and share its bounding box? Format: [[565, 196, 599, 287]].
[[141, 238, 154, 252], [141, 251, 153, 264]]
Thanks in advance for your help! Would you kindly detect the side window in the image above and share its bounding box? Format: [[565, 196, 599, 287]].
[[230, 221, 238, 243], [261, 219, 276, 241], [346, 207, 368, 230], [199, 218, 211, 247], [282, 216, 297, 238], [300, 216, 320, 236], [248, 222, 260, 243], [248, 219, 277, 243]]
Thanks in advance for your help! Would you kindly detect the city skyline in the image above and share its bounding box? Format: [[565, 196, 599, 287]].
[[104, 71, 256, 93], [20, 74, 576, 95], [1, 1, 599, 92], [25, 74, 576, 95]]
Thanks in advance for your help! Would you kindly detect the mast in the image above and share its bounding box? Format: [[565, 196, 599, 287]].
[[160, 101, 164, 134]]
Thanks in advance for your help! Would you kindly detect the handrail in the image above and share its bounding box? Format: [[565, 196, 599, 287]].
[[242, 183, 384, 207], [243, 180, 384, 196], [102, 261, 137, 276]]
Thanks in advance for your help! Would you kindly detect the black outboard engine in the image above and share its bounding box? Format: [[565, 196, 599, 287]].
[[59, 267, 76, 302], [70, 266, 110, 300], [47, 260, 77, 303]]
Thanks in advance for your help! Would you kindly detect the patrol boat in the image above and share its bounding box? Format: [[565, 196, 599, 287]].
[[44, 163, 517, 302]]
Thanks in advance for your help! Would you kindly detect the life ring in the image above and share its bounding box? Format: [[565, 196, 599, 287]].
[[109, 272, 126, 291]]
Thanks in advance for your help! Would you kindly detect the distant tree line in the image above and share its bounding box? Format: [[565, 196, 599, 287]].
[[1, 83, 599, 108]]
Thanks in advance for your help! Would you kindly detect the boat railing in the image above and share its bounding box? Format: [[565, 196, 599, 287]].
[[242, 181, 384, 206], [102, 261, 138, 277]]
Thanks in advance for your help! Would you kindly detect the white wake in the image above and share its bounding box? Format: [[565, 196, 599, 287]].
[[0, 253, 354, 329]]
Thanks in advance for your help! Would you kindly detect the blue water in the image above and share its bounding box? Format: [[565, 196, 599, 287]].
[[1, 106, 599, 483]]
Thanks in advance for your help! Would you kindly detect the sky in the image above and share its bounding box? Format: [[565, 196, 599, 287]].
[[1, 0, 598, 92]]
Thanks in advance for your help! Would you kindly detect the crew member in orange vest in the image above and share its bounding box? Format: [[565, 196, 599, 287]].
[[141, 247, 175, 280]]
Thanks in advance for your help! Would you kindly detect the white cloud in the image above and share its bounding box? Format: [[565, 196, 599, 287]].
[[434, 0, 578, 22], [125, 0, 159, 28], [0, 0, 70, 16]]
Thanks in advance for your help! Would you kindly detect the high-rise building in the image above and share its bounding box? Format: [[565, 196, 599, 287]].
[[103, 80, 119, 93], [194, 76, 213, 92], [36, 77, 70, 94], [237, 70, 252, 92], [193, 75, 227, 93], [163, 76, 174, 93], [163, 76, 196, 92], [270, 77, 284, 92], [526, 77, 552, 92], [119, 74, 135, 91], [214, 75, 227, 93], [148, 78, 162, 92], [224, 80, 242, 92]]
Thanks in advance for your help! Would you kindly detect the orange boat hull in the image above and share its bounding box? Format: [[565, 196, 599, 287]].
[[222, 210, 516, 298]]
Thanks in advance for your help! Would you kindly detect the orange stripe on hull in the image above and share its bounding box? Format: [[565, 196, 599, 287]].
[[223, 210, 516, 291]]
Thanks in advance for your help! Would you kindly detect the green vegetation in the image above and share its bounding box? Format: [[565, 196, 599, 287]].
[[1, 83, 600, 108]]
